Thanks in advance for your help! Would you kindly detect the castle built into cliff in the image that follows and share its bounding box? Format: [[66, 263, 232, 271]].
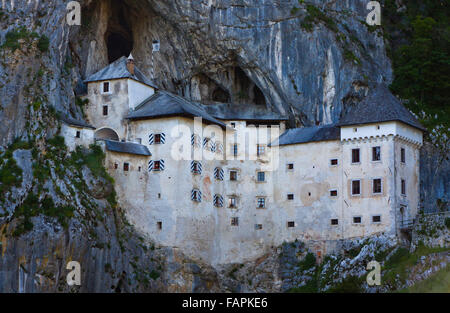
[[61, 55, 425, 264]]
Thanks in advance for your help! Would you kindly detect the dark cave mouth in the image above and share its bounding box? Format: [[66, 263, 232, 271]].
[[107, 32, 133, 63]]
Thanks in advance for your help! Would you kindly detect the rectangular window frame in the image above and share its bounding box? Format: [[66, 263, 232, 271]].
[[330, 189, 338, 197], [286, 163, 294, 171], [352, 216, 362, 224], [287, 221, 295, 228], [287, 194, 294, 200], [400, 147, 406, 163], [102, 105, 108, 116], [229, 170, 238, 181], [231, 217, 239, 226], [331, 219, 339, 226], [257, 171, 265, 182], [372, 215, 382, 224], [351, 179, 361, 196], [351, 148, 361, 164], [123, 162, 129, 172], [256, 197, 266, 209], [101, 81, 111, 94], [401, 179, 406, 196], [228, 196, 237, 208], [330, 158, 339, 166], [372, 178, 383, 194], [372, 146, 381, 162]]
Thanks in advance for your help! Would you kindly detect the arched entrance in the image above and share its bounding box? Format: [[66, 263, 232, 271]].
[[95, 128, 119, 141]]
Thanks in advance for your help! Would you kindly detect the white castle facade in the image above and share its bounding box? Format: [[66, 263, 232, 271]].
[[62, 56, 425, 264]]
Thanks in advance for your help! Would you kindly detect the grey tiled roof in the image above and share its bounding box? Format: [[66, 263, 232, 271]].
[[270, 125, 340, 146], [105, 140, 151, 156], [338, 84, 426, 131], [84, 57, 158, 89], [204, 102, 288, 121], [61, 115, 95, 129], [126, 91, 227, 128]]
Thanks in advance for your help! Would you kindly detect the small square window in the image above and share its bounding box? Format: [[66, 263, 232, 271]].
[[230, 170, 238, 181], [157, 221, 162, 230], [123, 163, 129, 171], [102, 105, 108, 116], [230, 122, 236, 128], [330, 159, 338, 166], [75, 130, 81, 138], [231, 217, 239, 226], [154, 134, 161, 144], [287, 163, 294, 170], [401, 148, 406, 163], [257, 171, 265, 182], [331, 219, 339, 225], [330, 190, 338, 197], [373, 178, 382, 194], [114, 163, 118, 169], [352, 149, 360, 163], [229, 197, 237, 208], [372, 215, 381, 223], [353, 216, 362, 224], [257, 197, 265, 208], [255, 224, 263, 230], [287, 221, 295, 228], [352, 180, 361, 195], [287, 194, 294, 200], [401, 179, 406, 195], [153, 161, 161, 171], [103, 82, 110, 93], [372, 146, 381, 161]]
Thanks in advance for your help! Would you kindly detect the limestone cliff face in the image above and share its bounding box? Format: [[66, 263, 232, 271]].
[[0, 0, 447, 292]]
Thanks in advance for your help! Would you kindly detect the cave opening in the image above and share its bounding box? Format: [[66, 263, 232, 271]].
[[212, 87, 230, 103], [233, 67, 266, 105], [253, 85, 266, 105], [106, 2, 133, 63]]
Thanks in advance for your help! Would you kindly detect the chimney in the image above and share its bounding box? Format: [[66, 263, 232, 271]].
[[126, 53, 135, 75]]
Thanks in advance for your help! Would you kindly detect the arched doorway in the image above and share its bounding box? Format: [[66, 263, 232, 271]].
[[95, 128, 119, 141]]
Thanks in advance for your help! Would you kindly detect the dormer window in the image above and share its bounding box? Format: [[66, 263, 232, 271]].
[[102, 81, 110, 94]]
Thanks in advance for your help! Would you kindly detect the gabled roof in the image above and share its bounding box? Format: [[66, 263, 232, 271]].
[[338, 84, 426, 131], [84, 56, 158, 89], [61, 115, 95, 129], [203, 102, 288, 122], [270, 125, 340, 147], [104, 140, 151, 156], [126, 91, 227, 128]]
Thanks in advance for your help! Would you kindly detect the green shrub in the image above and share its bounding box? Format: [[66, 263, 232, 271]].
[[37, 35, 49, 52], [298, 252, 316, 271]]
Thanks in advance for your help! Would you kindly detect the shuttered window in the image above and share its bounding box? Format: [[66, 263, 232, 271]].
[[191, 161, 202, 174], [149, 133, 165, 145], [213, 194, 224, 208], [214, 167, 224, 180], [148, 160, 165, 171], [191, 189, 202, 202]]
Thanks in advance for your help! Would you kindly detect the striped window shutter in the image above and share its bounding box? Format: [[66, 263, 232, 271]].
[[191, 134, 195, 146], [159, 159, 165, 171], [211, 142, 216, 152], [149, 133, 154, 145], [160, 133, 166, 144], [148, 160, 153, 172], [191, 189, 202, 202], [214, 167, 224, 180], [214, 194, 224, 207], [203, 137, 208, 149], [191, 161, 202, 174]]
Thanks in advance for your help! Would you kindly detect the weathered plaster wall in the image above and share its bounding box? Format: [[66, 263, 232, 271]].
[[60, 124, 95, 151]]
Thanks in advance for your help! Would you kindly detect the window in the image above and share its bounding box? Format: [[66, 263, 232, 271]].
[[158, 193, 161, 199], [191, 161, 202, 174], [138, 166, 141, 172], [231, 217, 239, 226], [287, 221, 295, 228], [214, 167, 224, 180], [103, 82, 110, 93], [352, 148, 360, 163], [353, 216, 362, 224], [255, 224, 263, 230], [257, 144, 265, 156], [75, 130, 81, 138], [114, 163, 118, 169], [157, 221, 162, 230], [353, 127, 358, 132], [330, 159, 338, 166], [401, 148, 405, 163], [257, 197, 265, 208], [330, 190, 338, 197], [213, 194, 224, 208], [257, 172, 265, 182], [401, 179, 406, 195], [287, 163, 294, 170], [150, 133, 165, 145], [376, 125, 380, 130], [372, 215, 381, 223], [287, 194, 294, 200], [102, 105, 108, 116], [149, 160, 165, 172], [203, 137, 210, 149], [352, 180, 361, 195], [372, 146, 381, 161], [123, 163, 129, 171], [373, 178, 382, 194], [230, 170, 237, 181], [232, 144, 238, 156], [230, 122, 236, 128], [331, 219, 339, 225], [191, 189, 202, 202], [229, 197, 237, 208]]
